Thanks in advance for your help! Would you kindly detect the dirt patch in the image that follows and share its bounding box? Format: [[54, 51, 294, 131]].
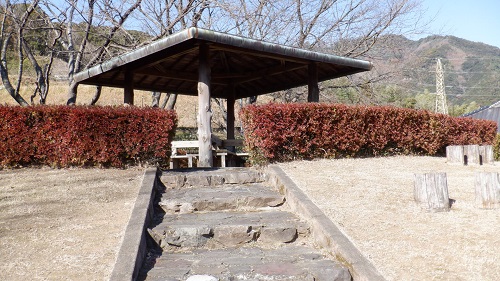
[[278, 156, 500, 281], [0, 167, 144, 281]]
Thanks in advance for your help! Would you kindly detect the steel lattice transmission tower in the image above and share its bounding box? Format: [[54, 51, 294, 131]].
[[435, 58, 448, 114]]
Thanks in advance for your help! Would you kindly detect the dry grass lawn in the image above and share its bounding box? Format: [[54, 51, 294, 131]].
[[279, 156, 500, 281], [0, 167, 144, 281]]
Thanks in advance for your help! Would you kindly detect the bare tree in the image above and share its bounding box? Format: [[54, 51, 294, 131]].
[[135, 0, 209, 39], [209, 0, 426, 104], [137, 0, 210, 110], [151, 91, 177, 109], [42, 0, 143, 105], [0, 0, 58, 106], [192, 0, 427, 129], [5, 0, 425, 108]]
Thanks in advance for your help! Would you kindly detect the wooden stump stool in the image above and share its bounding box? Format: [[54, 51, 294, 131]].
[[479, 145, 494, 164], [464, 145, 480, 165], [475, 172, 500, 209], [414, 172, 450, 212], [446, 146, 464, 164], [446, 145, 494, 165]]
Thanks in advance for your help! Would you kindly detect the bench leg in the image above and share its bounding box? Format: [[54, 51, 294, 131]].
[[221, 155, 226, 167], [170, 158, 181, 169]]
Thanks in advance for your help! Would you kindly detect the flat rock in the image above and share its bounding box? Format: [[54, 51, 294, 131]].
[[186, 275, 218, 281], [160, 168, 266, 188], [148, 211, 309, 249], [159, 184, 285, 213], [138, 246, 351, 281]]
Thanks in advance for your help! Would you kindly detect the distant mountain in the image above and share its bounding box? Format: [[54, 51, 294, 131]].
[[368, 35, 500, 108]]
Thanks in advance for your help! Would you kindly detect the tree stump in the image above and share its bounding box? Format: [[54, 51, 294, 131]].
[[414, 173, 450, 212], [446, 146, 464, 164], [464, 145, 480, 165], [475, 172, 500, 209], [479, 145, 494, 165]]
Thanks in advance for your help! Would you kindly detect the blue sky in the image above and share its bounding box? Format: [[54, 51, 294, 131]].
[[419, 0, 500, 48]]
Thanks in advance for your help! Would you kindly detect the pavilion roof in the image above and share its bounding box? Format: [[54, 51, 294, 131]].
[[74, 27, 372, 99]]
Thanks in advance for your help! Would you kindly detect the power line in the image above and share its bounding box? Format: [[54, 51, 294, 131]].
[[405, 56, 500, 61], [415, 83, 500, 90], [402, 69, 500, 74]]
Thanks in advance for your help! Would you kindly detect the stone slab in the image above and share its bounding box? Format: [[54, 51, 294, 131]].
[[138, 246, 350, 281], [160, 167, 267, 188], [148, 210, 308, 249], [159, 184, 285, 213], [109, 168, 158, 281]]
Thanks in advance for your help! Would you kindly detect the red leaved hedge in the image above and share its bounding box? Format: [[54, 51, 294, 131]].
[[0, 105, 177, 168], [240, 103, 497, 163]]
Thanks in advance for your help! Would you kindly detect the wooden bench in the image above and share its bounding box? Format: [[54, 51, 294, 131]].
[[221, 139, 249, 159], [169, 138, 248, 169], [170, 140, 199, 169]]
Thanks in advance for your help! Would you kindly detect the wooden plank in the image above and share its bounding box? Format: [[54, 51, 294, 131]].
[[211, 135, 222, 147], [171, 141, 200, 148], [222, 139, 244, 147]]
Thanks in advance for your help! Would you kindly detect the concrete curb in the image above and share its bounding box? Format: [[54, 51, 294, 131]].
[[266, 165, 386, 281], [110, 167, 159, 281]]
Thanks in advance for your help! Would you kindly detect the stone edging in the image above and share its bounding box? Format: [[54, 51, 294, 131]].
[[266, 165, 386, 281], [110, 167, 158, 281]]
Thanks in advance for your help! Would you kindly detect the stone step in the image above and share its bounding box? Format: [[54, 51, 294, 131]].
[[159, 184, 285, 213], [148, 210, 309, 249], [160, 168, 266, 188], [138, 246, 351, 281]]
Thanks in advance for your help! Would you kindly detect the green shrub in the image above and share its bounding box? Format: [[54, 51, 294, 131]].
[[494, 134, 500, 161]]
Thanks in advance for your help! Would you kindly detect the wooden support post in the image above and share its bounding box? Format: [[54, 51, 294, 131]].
[[307, 62, 319, 102], [464, 145, 480, 165], [475, 172, 500, 209], [479, 145, 494, 164], [197, 43, 213, 167], [446, 145, 464, 164], [414, 173, 450, 212], [124, 68, 134, 105], [227, 90, 235, 142], [226, 93, 236, 167]]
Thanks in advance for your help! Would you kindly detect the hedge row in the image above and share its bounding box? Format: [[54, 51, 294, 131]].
[[240, 103, 497, 163], [0, 105, 177, 168]]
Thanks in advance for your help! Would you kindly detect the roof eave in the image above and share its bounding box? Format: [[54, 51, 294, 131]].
[[74, 27, 372, 85]]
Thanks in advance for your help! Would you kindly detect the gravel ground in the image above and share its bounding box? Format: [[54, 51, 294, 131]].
[[0, 167, 144, 281], [1, 157, 498, 281], [278, 156, 500, 281]]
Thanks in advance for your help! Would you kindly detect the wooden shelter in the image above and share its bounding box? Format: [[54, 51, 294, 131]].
[[74, 27, 372, 167], [463, 100, 500, 133]]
